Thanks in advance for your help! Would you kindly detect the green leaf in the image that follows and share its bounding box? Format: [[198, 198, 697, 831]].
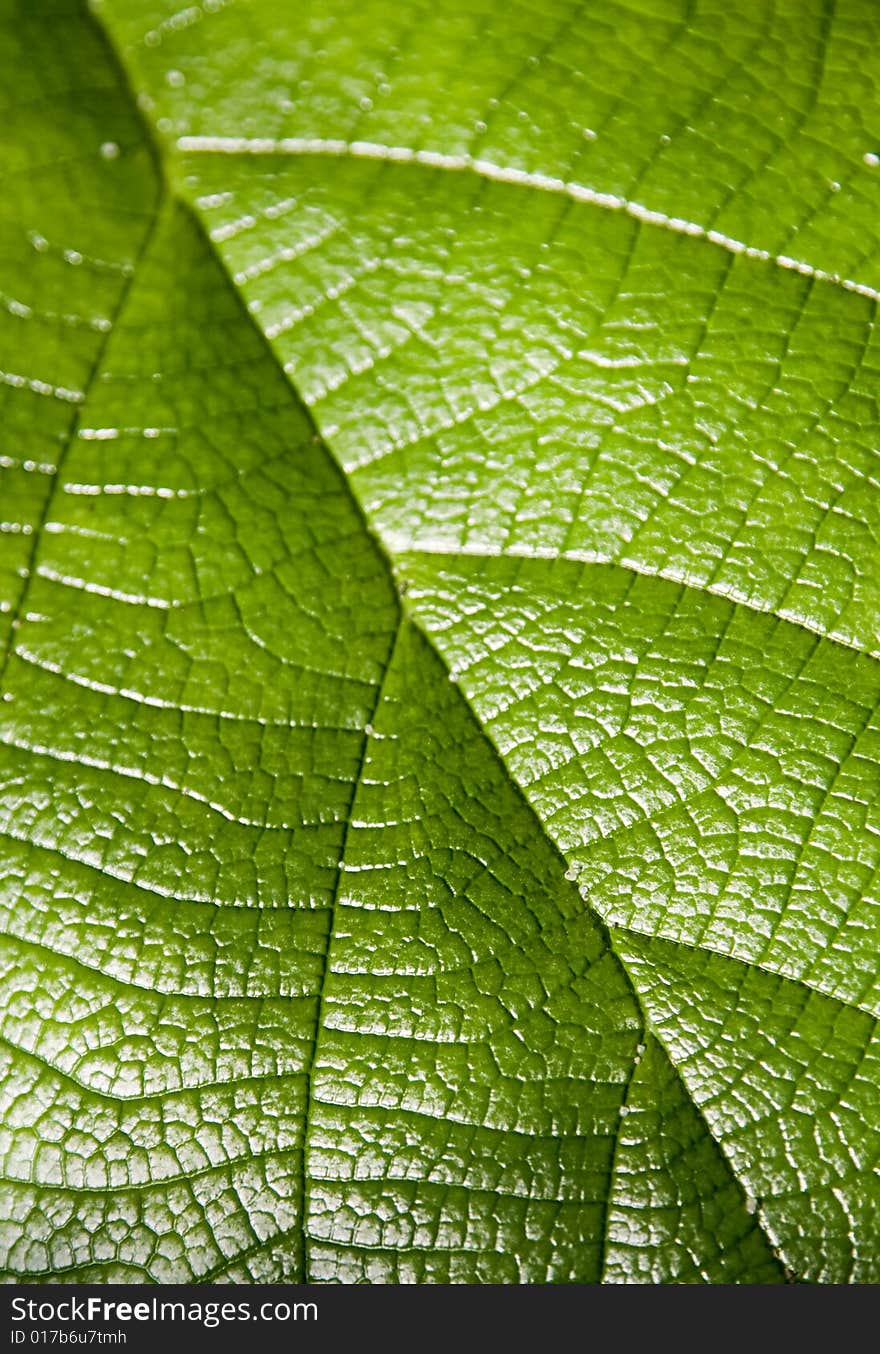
[[1, 0, 879, 1283]]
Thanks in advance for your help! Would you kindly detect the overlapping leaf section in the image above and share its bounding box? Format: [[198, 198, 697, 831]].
[[2, 0, 880, 1285], [184, 154, 880, 656], [402, 554, 880, 1281], [311, 621, 646, 1283], [140, 0, 880, 1279], [602, 1036, 782, 1285], [402, 556, 880, 1012], [0, 2, 735, 1286]]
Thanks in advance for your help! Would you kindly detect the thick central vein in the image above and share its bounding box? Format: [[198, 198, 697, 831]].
[[176, 135, 880, 306]]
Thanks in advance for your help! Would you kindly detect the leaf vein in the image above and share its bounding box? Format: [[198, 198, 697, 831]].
[[175, 136, 880, 306]]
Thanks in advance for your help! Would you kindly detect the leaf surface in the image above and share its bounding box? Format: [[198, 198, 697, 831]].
[[1, 0, 879, 1283]]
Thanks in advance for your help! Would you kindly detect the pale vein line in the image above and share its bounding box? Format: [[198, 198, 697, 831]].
[[177, 136, 880, 305], [0, 729, 319, 831], [0, 1031, 304, 1105], [397, 540, 880, 661], [608, 921, 879, 1022], [12, 644, 359, 729], [0, 369, 84, 404]]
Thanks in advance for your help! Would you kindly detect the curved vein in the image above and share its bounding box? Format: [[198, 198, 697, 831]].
[[176, 135, 880, 307]]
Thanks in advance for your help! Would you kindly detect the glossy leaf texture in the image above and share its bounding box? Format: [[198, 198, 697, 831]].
[[1, 0, 879, 1283]]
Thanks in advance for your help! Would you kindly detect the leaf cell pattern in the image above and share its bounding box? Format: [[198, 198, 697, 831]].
[[1, 0, 879, 1284]]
